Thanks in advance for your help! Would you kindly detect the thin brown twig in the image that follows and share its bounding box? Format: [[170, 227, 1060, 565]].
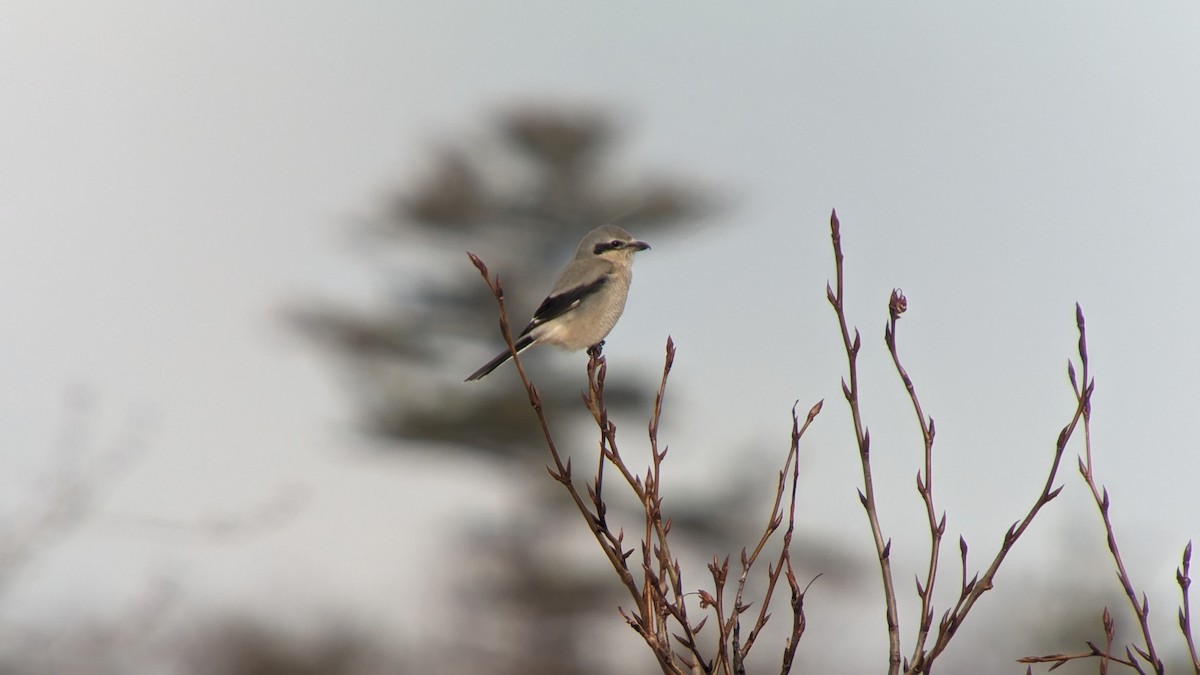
[[776, 408, 820, 674], [1177, 541, 1200, 673], [825, 209, 903, 675], [1071, 303, 1165, 675], [632, 339, 708, 670], [1018, 642, 1139, 672], [729, 402, 822, 674], [1014, 306, 1178, 675], [1103, 606, 1117, 674], [883, 288, 944, 673], [1018, 607, 1140, 673]]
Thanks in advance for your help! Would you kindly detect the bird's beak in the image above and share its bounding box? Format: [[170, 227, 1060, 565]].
[[631, 240, 651, 251]]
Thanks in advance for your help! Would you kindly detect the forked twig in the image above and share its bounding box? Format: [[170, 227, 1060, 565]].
[[1071, 304, 1164, 674], [1017, 306, 1193, 674], [1018, 607, 1139, 672], [1018, 607, 1137, 672], [722, 401, 822, 674]]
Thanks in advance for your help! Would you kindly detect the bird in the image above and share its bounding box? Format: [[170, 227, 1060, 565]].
[[465, 224, 651, 381]]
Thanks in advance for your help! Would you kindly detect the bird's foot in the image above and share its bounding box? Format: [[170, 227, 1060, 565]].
[[587, 341, 606, 358]]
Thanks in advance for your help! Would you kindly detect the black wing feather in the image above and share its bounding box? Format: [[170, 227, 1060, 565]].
[[518, 276, 609, 336]]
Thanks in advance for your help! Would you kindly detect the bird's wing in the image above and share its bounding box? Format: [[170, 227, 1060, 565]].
[[518, 274, 609, 337]]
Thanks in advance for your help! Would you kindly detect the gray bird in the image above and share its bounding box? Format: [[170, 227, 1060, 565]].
[[465, 224, 651, 381]]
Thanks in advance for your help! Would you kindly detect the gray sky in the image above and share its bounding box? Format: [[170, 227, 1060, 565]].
[[2, 1, 1198, 670]]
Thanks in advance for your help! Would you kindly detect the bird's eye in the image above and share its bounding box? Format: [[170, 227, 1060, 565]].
[[610, 240, 625, 249]]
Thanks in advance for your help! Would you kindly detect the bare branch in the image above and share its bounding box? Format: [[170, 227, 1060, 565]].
[[826, 209, 902, 674], [1069, 305, 1165, 675]]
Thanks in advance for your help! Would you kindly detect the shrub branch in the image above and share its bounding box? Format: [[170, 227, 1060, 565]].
[[826, 209, 903, 674], [826, 211, 1085, 674]]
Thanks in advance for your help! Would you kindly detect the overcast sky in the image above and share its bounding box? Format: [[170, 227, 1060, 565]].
[[2, 2, 1198, 671]]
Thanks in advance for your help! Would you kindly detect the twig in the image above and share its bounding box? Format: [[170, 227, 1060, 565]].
[[776, 410, 821, 674], [1018, 607, 1140, 673], [883, 288, 945, 673], [1071, 304, 1164, 675], [1177, 541, 1200, 673], [726, 402, 822, 674], [1018, 632, 1139, 672], [825, 209, 903, 675]]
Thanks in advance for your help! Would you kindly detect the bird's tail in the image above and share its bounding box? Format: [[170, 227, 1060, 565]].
[[464, 335, 535, 382]]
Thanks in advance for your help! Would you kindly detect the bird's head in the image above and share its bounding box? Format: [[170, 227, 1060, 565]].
[[578, 224, 651, 262]]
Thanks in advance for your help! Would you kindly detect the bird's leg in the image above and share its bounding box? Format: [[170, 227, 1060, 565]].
[[587, 340, 606, 358]]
